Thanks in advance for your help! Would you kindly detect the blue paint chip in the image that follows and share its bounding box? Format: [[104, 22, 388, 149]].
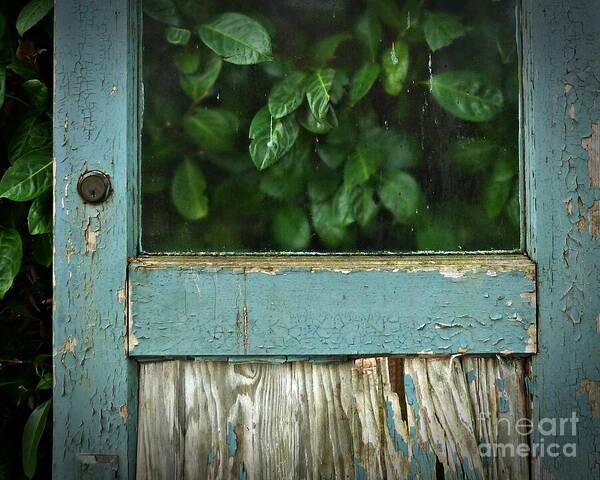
[[227, 421, 238, 457], [466, 370, 476, 383], [385, 401, 409, 455], [207, 448, 214, 465], [495, 378, 510, 413], [355, 461, 368, 480], [404, 374, 420, 423], [239, 463, 247, 480]]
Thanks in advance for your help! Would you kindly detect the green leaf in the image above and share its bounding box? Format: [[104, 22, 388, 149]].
[[381, 40, 409, 96], [16, 0, 53, 36], [379, 172, 422, 223], [7, 116, 52, 163], [164, 26, 191, 45], [22, 79, 49, 110], [348, 63, 380, 107], [22, 398, 51, 479], [352, 187, 379, 227], [268, 72, 306, 119], [183, 108, 239, 153], [175, 49, 201, 74], [310, 201, 347, 248], [7, 61, 39, 80], [171, 158, 209, 220], [305, 68, 336, 123], [355, 11, 382, 62], [506, 184, 520, 229], [372, 0, 403, 28], [198, 13, 272, 65], [308, 172, 340, 203], [299, 108, 336, 134], [259, 141, 309, 200], [0, 66, 5, 109], [429, 71, 504, 122], [344, 146, 380, 187], [423, 11, 467, 52], [311, 33, 351, 66], [449, 137, 497, 174], [272, 207, 311, 251], [376, 130, 422, 171], [249, 106, 299, 170], [28, 193, 52, 235], [332, 186, 357, 227], [0, 150, 52, 201], [179, 54, 222, 101], [317, 142, 348, 169], [0, 228, 23, 299], [32, 234, 52, 267], [483, 155, 517, 219], [35, 372, 52, 390]]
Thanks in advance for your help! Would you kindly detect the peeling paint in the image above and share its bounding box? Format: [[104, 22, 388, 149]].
[[525, 324, 537, 353], [129, 331, 139, 351], [581, 122, 600, 187], [577, 379, 600, 418], [439, 268, 465, 279], [226, 421, 238, 457], [117, 288, 126, 303], [520, 291, 537, 304], [84, 220, 97, 252], [60, 336, 77, 362], [119, 404, 129, 420], [588, 200, 600, 239]]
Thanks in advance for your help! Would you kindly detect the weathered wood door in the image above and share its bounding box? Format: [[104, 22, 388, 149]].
[[53, 1, 600, 479]]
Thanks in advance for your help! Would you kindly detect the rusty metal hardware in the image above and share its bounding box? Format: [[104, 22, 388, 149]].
[[77, 171, 111, 204]]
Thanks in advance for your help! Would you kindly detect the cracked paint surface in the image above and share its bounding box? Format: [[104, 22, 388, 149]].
[[129, 258, 537, 356], [523, 0, 600, 477], [53, 0, 138, 478]]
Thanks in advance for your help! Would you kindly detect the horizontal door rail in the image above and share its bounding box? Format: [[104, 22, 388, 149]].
[[128, 255, 536, 357]]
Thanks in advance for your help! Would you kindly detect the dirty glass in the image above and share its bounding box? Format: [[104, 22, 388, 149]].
[[141, 0, 520, 253]]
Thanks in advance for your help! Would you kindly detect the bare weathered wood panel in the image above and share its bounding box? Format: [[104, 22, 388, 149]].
[[137, 358, 529, 479]]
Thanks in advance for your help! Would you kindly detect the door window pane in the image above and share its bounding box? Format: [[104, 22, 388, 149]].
[[142, 0, 519, 252]]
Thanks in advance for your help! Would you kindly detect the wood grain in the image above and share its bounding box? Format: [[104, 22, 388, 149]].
[[137, 358, 529, 479]]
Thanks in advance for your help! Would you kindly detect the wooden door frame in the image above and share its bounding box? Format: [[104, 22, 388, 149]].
[[53, 0, 600, 478]]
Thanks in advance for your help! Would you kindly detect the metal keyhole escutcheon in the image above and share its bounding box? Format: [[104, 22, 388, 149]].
[[77, 171, 112, 204]]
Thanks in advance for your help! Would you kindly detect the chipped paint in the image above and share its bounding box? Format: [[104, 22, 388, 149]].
[[84, 219, 97, 253], [117, 288, 126, 303], [129, 261, 537, 356], [439, 268, 465, 279], [226, 421, 238, 457], [119, 404, 129, 420], [588, 200, 600, 239], [59, 336, 77, 361], [578, 380, 600, 418], [526, 324, 537, 353], [581, 122, 600, 187], [524, 1, 600, 477], [520, 291, 536, 304]]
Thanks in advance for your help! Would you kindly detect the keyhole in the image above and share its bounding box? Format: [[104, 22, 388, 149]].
[[77, 171, 111, 204]]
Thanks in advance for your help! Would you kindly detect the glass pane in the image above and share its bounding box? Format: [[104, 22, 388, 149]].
[[142, 0, 520, 253]]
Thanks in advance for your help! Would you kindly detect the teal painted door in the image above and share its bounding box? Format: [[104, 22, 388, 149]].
[[53, 0, 600, 479]]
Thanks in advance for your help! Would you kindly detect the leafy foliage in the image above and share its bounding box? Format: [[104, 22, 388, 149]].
[[142, 0, 520, 252], [0, 1, 53, 478]]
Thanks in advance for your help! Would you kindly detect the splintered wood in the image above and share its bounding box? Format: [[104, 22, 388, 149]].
[[137, 358, 529, 479]]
